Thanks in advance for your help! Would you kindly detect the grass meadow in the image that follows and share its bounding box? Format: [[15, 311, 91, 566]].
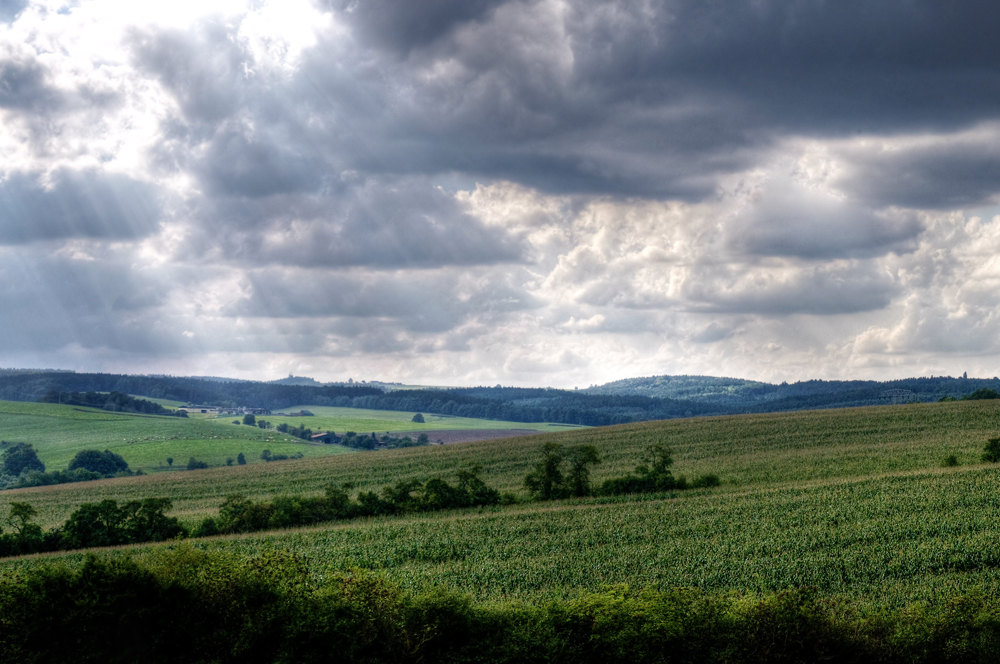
[[2, 400, 1000, 609], [0, 400, 353, 474]]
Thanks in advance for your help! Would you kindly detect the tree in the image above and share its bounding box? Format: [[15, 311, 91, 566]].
[[260, 449, 272, 462], [226, 457, 234, 466], [2, 443, 45, 476], [417, 433, 429, 445], [564, 445, 601, 497], [6, 502, 43, 552], [68, 449, 129, 476], [243, 413, 256, 426], [166, 457, 173, 468], [524, 443, 566, 500], [237, 452, 246, 465], [186, 457, 208, 470], [411, 413, 425, 423], [983, 438, 1000, 463]]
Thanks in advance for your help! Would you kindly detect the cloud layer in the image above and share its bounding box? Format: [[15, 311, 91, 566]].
[[1, 0, 1000, 385]]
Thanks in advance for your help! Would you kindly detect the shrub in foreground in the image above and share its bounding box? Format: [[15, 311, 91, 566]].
[[2, 550, 1000, 663]]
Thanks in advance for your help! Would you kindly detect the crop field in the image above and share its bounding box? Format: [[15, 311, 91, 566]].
[[255, 405, 582, 435], [0, 400, 353, 473], [2, 400, 1000, 609]]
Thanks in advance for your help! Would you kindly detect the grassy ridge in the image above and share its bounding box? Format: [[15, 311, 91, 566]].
[[3, 400, 1000, 608]]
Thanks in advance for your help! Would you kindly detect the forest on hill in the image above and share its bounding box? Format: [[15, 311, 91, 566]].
[[0, 370, 998, 427]]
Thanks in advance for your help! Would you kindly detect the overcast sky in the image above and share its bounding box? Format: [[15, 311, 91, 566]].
[[2, 0, 1000, 386]]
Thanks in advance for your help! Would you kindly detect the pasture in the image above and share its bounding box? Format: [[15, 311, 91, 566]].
[[3, 400, 1000, 609], [0, 400, 352, 474]]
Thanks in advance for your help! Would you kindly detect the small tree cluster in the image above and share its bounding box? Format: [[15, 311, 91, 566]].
[[524, 442, 601, 500], [204, 465, 500, 535], [0, 498, 185, 556], [982, 438, 1000, 463], [600, 444, 720, 495], [68, 449, 129, 476]]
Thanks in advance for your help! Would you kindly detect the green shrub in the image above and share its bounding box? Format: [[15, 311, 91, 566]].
[[982, 438, 1000, 463]]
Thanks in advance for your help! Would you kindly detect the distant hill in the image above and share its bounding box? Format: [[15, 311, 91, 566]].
[[584, 374, 1000, 412], [269, 375, 323, 386], [1, 369, 998, 428], [583, 375, 774, 405]]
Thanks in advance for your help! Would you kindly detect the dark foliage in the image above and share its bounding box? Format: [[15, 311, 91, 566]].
[[215, 466, 500, 535], [68, 449, 130, 475], [0, 498, 185, 556], [599, 444, 721, 496], [186, 458, 209, 470], [524, 443, 601, 500], [2, 442, 44, 475], [1, 552, 999, 663], [983, 438, 1000, 463], [39, 390, 177, 415], [963, 388, 1000, 400]]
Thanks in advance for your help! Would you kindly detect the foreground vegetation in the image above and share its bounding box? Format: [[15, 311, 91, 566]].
[[4, 548, 1000, 663], [2, 400, 1000, 660]]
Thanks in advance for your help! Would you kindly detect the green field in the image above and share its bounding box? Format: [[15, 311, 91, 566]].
[[3, 400, 1000, 609], [247, 405, 583, 435], [0, 400, 354, 473]]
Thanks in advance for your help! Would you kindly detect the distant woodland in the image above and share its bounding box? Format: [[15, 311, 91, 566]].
[[0, 371, 997, 427]]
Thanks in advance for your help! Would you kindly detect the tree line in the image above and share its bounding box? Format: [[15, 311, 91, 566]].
[[0, 465, 502, 556], [39, 390, 185, 416]]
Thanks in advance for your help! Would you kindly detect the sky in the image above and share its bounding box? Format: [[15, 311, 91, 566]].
[[1, 0, 1000, 387]]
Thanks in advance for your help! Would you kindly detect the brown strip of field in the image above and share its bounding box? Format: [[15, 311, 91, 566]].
[[396, 429, 547, 444]]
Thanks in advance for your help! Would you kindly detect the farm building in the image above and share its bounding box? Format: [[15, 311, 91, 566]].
[[179, 405, 220, 414]]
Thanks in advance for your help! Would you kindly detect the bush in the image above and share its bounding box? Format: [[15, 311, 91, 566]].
[[411, 413, 425, 423], [944, 455, 959, 467], [692, 473, 721, 488], [192, 517, 220, 538], [186, 458, 209, 470], [68, 449, 129, 476], [2, 442, 45, 476], [237, 452, 246, 465], [982, 438, 1000, 463]]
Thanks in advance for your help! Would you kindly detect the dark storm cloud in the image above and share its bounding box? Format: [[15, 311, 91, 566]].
[[298, 0, 1000, 200], [0, 251, 170, 353], [327, 0, 506, 55], [200, 127, 323, 197], [128, 24, 244, 124], [191, 178, 525, 268], [728, 179, 923, 259], [124, 0, 1000, 207], [225, 267, 538, 334], [837, 140, 1000, 210], [685, 265, 897, 316], [0, 169, 161, 244]]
